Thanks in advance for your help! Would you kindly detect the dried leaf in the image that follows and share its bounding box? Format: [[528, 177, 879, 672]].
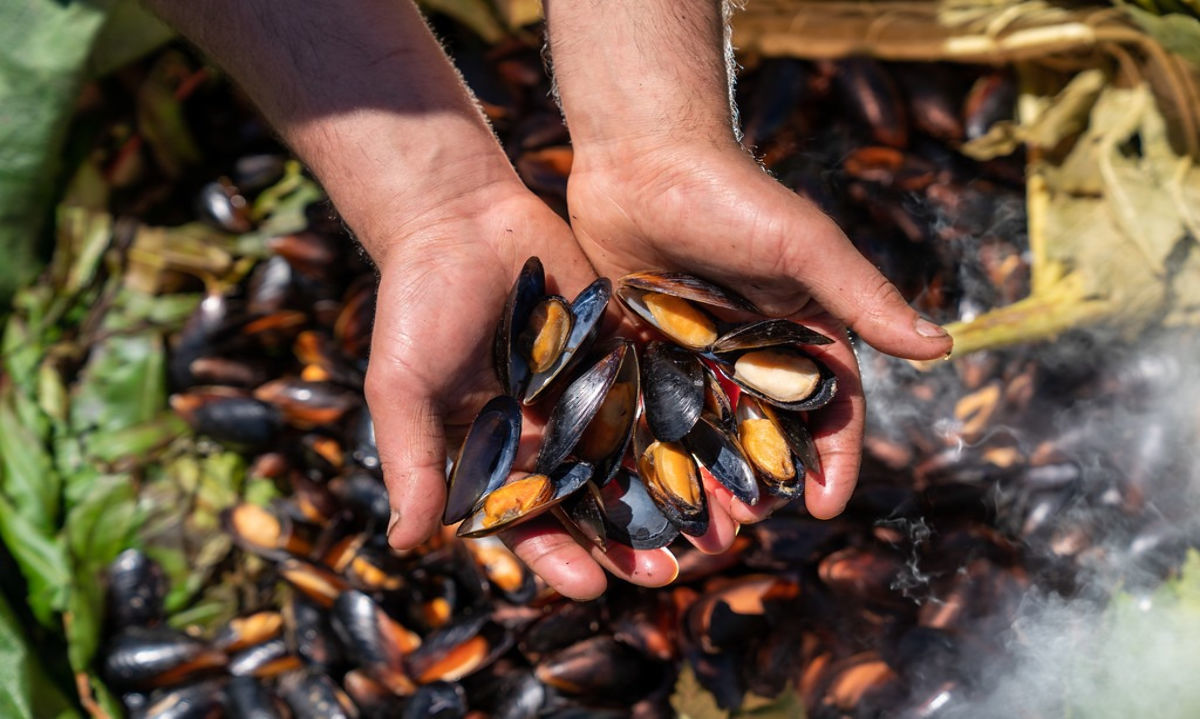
[[961, 70, 1106, 160], [739, 687, 806, 718]]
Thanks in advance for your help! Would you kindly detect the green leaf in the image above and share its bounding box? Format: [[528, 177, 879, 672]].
[[70, 331, 165, 436], [64, 473, 138, 569], [739, 688, 806, 718], [671, 664, 730, 719], [0, 492, 69, 626], [0, 388, 59, 530], [0, 0, 120, 308], [87, 0, 175, 78], [85, 412, 187, 465], [0, 590, 76, 719]]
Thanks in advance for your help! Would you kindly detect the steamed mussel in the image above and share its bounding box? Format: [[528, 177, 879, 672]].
[[441, 260, 838, 548]]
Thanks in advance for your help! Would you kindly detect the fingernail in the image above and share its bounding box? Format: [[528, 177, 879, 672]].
[[386, 510, 401, 541], [915, 317, 948, 338], [733, 522, 742, 537]]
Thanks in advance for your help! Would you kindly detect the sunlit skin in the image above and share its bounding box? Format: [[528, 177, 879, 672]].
[[148, 0, 950, 602], [519, 298, 573, 373], [643, 292, 718, 349], [733, 350, 822, 403]]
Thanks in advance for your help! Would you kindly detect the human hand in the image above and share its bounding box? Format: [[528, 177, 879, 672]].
[[567, 140, 952, 531], [543, 0, 953, 549], [363, 185, 679, 600]]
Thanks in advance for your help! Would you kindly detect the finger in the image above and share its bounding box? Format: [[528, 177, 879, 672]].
[[684, 473, 740, 554], [501, 516, 679, 598], [728, 494, 790, 525], [796, 328, 865, 519], [366, 362, 449, 550], [779, 209, 952, 362], [500, 517, 609, 600]]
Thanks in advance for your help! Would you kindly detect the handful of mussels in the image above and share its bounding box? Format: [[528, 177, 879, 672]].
[[446, 258, 837, 549]]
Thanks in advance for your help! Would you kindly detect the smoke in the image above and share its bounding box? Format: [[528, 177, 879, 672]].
[[857, 328, 1200, 717]]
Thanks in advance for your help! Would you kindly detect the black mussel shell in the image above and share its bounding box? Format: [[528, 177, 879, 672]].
[[634, 421, 709, 536], [214, 611, 285, 653], [405, 615, 512, 684], [570, 342, 639, 486], [494, 257, 546, 397], [599, 469, 679, 550], [684, 416, 760, 506], [535, 340, 630, 474], [285, 596, 343, 671], [171, 390, 281, 447], [711, 318, 834, 353], [524, 278, 611, 404], [106, 549, 168, 631], [330, 470, 391, 528], [348, 407, 381, 475], [457, 462, 593, 538], [226, 676, 286, 718], [713, 345, 838, 412], [344, 670, 405, 719], [558, 482, 608, 549], [402, 681, 468, 719], [102, 626, 228, 691], [617, 272, 758, 314], [228, 637, 302, 678], [701, 361, 735, 431], [491, 671, 548, 719], [331, 590, 420, 695], [279, 670, 359, 719], [640, 342, 705, 442], [444, 396, 522, 525], [279, 559, 350, 608], [140, 679, 228, 719], [735, 395, 818, 498], [534, 636, 665, 702]]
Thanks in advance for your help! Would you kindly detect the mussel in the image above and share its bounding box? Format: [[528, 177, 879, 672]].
[[735, 395, 819, 498]]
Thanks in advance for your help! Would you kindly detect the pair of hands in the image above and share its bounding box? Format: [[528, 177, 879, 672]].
[[145, 0, 951, 599], [366, 138, 953, 600]]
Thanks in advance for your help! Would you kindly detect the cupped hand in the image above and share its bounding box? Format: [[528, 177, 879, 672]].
[[565, 138, 953, 533], [363, 186, 678, 600]]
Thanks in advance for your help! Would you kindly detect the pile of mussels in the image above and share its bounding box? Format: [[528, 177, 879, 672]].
[[447, 257, 837, 548]]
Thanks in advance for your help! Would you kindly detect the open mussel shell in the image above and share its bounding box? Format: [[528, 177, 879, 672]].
[[640, 342, 705, 442], [535, 339, 632, 476], [683, 415, 760, 506], [712, 344, 838, 412], [102, 626, 228, 691], [223, 502, 312, 561], [524, 278, 611, 404], [444, 396, 522, 525], [457, 462, 593, 538], [279, 669, 359, 719], [736, 395, 819, 498], [711, 318, 834, 353], [634, 420, 709, 536], [405, 614, 512, 684], [568, 341, 639, 485], [599, 468, 679, 550], [616, 272, 757, 351], [226, 676, 287, 718], [228, 637, 304, 678], [140, 679, 228, 719], [331, 590, 421, 695], [494, 257, 546, 397]]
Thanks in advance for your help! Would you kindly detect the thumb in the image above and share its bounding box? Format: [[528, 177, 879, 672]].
[[364, 362, 447, 550], [790, 227, 952, 360]]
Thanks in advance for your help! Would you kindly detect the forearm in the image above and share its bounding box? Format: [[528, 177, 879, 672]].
[[146, 0, 521, 263], [544, 0, 736, 155]]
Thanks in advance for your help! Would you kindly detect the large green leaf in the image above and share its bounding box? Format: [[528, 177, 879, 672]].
[[70, 331, 165, 436], [0, 0, 119, 308], [0, 590, 76, 719], [0, 388, 59, 531], [0, 492, 69, 626]]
